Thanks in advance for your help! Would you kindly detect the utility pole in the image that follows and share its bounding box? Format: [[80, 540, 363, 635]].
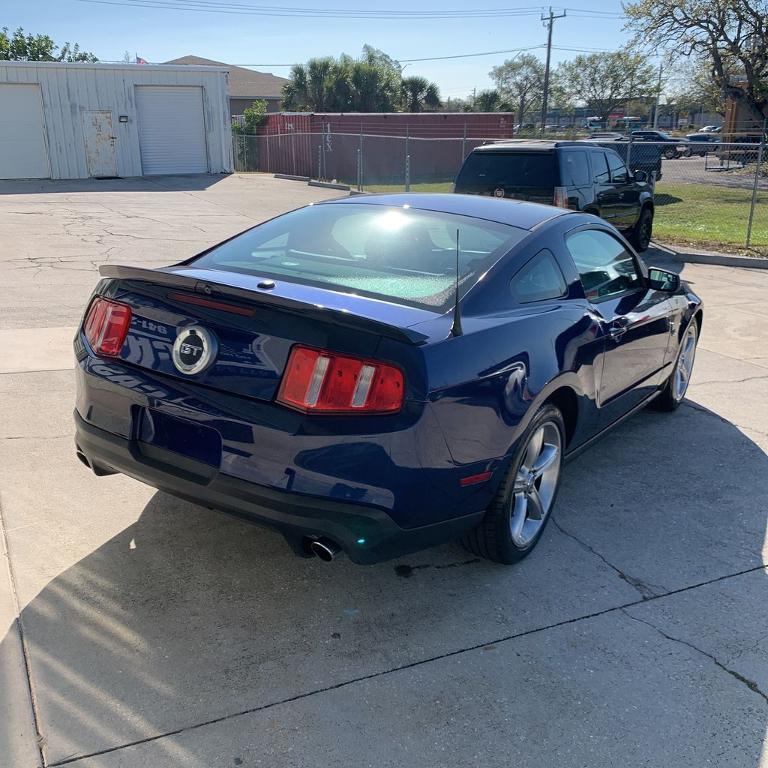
[[540, 6, 566, 133]]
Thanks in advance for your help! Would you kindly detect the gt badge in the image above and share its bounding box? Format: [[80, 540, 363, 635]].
[[172, 326, 218, 375]]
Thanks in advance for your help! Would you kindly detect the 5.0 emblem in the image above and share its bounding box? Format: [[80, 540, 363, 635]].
[[171, 326, 218, 375]]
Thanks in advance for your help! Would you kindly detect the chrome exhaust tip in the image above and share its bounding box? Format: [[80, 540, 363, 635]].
[[309, 538, 341, 562]]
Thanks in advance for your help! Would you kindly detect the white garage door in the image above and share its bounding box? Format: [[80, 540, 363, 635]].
[[0, 84, 49, 179], [136, 86, 208, 175]]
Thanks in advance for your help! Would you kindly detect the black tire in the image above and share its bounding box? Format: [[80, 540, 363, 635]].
[[628, 206, 653, 252], [654, 319, 699, 411], [461, 404, 565, 564], [663, 147, 678, 160]]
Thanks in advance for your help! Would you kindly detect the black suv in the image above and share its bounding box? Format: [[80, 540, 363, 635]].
[[454, 140, 655, 251]]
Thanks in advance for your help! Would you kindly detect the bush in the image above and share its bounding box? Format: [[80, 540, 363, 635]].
[[243, 100, 268, 133]]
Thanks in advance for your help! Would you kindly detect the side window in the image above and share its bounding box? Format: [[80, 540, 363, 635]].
[[606, 152, 629, 183], [560, 151, 590, 186], [592, 152, 610, 184], [511, 249, 567, 304], [565, 229, 643, 302]]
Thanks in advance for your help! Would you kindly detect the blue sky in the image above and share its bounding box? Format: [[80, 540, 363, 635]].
[[6, 1, 632, 99]]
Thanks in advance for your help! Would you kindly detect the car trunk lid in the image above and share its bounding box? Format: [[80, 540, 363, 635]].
[[94, 265, 435, 403]]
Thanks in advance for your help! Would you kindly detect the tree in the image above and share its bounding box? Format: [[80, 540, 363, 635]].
[[624, 0, 768, 119], [0, 27, 97, 61], [667, 60, 725, 116], [474, 89, 510, 112], [400, 76, 441, 112], [555, 50, 657, 122], [282, 47, 440, 112], [490, 54, 544, 125]]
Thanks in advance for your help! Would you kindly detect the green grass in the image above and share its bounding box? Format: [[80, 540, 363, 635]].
[[364, 182, 453, 194], [653, 182, 767, 252]]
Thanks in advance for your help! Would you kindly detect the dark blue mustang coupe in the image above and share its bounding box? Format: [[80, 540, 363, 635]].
[[74, 194, 702, 565]]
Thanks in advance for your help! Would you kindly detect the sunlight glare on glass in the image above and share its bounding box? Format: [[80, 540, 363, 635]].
[[375, 209, 411, 232]]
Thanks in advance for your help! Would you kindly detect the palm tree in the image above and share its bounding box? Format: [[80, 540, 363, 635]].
[[401, 76, 442, 112]]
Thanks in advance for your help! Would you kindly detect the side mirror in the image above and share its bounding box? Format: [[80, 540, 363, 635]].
[[634, 170, 648, 183], [648, 267, 680, 292]]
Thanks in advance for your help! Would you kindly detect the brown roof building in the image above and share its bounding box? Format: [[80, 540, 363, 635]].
[[166, 55, 288, 115]]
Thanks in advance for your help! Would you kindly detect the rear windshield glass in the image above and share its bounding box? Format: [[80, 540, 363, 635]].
[[190, 204, 525, 311], [455, 152, 557, 190]]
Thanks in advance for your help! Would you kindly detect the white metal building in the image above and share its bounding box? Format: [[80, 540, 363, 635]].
[[0, 61, 233, 180]]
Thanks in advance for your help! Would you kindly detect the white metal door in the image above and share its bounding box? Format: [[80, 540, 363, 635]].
[[135, 86, 208, 175], [82, 110, 117, 177], [0, 84, 49, 179]]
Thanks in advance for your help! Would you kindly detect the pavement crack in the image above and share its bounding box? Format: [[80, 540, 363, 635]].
[[394, 558, 480, 577], [551, 518, 659, 599], [622, 610, 768, 706]]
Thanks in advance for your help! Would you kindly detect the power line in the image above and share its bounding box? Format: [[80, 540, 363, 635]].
[[399, 45, 546, 63], [73, 0, 552, 19]]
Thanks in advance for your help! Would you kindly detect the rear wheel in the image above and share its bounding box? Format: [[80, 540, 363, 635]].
[[461, 404, 564, 564], [664, 147, 678, 160], [628, 207, 653, 252], [655, 320, 698, 411]]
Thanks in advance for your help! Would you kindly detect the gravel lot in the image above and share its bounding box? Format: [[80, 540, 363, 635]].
[[2, 174, 768, 768]]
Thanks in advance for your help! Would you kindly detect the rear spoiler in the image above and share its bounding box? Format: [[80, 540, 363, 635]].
[[99, 265, 429, 345]]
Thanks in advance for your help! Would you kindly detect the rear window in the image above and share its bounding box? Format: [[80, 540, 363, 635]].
[[455, 151, 557, 191], [190, 204, 526, 311]]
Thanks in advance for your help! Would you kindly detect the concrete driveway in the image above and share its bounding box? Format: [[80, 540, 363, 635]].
[[1, 174, 768, 768]]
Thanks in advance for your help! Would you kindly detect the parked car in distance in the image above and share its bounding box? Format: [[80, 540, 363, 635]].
[[454, 140, 655, 251], [73, 194, 702, 565], [630, 130, 687, 159], [589, 136, 664, 183], [698, 125, 721, 132], [683, 133, 720, 156]]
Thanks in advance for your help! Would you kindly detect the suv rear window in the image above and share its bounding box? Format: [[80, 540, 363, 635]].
[[455, 151, 557, 191], [190, 204, 526, 311]]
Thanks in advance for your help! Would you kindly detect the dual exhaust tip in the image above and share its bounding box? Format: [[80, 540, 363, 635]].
[[307, 537, 341, 562]]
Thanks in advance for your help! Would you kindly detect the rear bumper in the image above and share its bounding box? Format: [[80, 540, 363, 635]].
[[74, 410, 483, 564]]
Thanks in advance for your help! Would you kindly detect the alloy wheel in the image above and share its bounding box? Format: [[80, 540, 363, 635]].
[[674, 323, 698, 401], [509, 421, 562, 547]]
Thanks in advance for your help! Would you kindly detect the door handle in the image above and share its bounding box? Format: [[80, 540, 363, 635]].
[[609, 317, 629, 339]]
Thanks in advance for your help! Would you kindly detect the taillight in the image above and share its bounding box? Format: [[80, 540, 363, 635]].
[[276, 346, 404, 415], [553, 186, 569, 208], [82, 297, 132, 357]]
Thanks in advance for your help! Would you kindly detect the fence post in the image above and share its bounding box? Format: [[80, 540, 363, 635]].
[[461, 122, 467, 162], [405, 127, 411, 192], [627, 131, 633, 175], [356, 148, 362, 191], [317, 144, 322, 181], [745, 118, 767, 249]]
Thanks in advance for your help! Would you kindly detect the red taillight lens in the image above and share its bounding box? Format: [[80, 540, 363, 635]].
[[83, 297, 132, 357], [277, 346, 404, 414]]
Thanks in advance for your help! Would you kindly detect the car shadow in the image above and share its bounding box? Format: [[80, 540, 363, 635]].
[[0, 173, 231, 196], [1, 397, 767, 765]]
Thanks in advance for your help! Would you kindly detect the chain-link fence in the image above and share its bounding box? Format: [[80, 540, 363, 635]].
[[233, 131, 767, 254]]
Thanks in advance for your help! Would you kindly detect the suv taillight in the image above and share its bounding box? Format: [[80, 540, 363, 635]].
[[276, 346, 404, 415], [553, 186, 569, 208], [82, 297, 132, 357]]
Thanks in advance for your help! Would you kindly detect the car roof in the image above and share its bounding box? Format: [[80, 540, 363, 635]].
[[320, 193, 572, 231], [472, 139, 586, 153], [471, 139, 614, 153]]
